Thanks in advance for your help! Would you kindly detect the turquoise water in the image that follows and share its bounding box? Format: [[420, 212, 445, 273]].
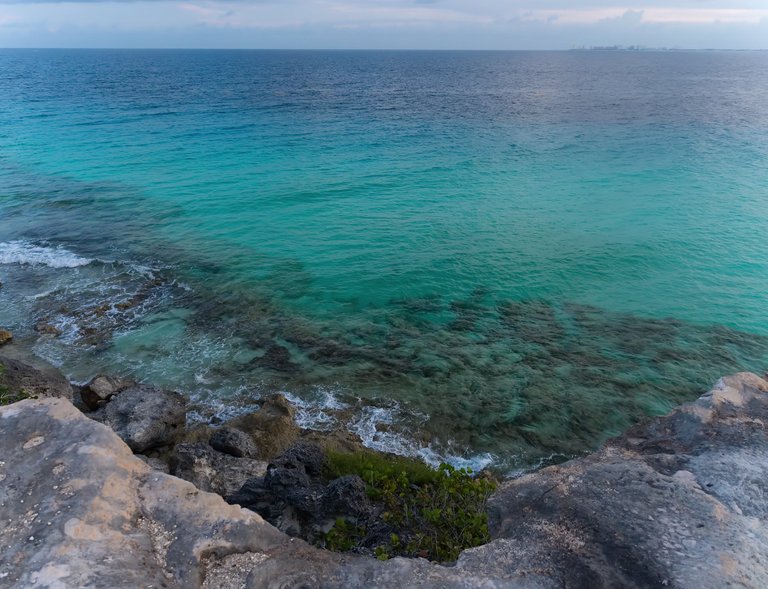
[[1, 50, 768, 472]]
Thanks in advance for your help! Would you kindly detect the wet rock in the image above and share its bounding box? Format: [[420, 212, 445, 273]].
[[80, 373, 135, 410], [91, 385, 186, 453], [0, 351, 73, 402], [0, 329, 12, 346], [210, 426, 258, 458], [321, 475, 370, 516], [170, 442, 268, 497], [225, 394, 300, 459], [34, 322, 61, 337]]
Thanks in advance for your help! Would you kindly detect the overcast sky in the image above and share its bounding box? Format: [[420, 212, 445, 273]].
[[1, 0, 767, 49]]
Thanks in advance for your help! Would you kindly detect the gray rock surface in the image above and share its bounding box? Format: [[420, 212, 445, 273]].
[[170, 442, 268, 497], [80, 373, 135, 410], [210, 426, 259, 458], [2, 372, 768, 588], [481, 371, 768, 588], [0, 346, 73, 402], [91, 385, 186, 453]]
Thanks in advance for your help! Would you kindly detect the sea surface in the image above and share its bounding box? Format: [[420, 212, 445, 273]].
[[1, 49, 768, 473]]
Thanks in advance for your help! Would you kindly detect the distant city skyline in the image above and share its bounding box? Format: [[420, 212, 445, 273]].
[[1, 0, 767, 50]]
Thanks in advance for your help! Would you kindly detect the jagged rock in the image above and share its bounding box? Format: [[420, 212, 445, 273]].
[[80, 373, 135, 410], [0, 397, 291, 589], [321, 475, 370, 517], [91, 385, 186, 453], [225, 394, 300, 459], [0, 329, 12, 346], [210, 427, 258, 458], [479, 371, 768, 588], [136, 454, 171, 474], [271, 440, 327, 477], [264, 467, 316, 513], [0, 350, 73, 402], [3, 373, 768, 588], [171, 442, 268, 497]]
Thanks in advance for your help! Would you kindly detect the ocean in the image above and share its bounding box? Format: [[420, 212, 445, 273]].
[[1, 49, 768, 473]]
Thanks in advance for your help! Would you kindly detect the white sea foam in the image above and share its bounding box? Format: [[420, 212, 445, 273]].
[[0, 240, 92, 268], [282, 387, 350, 431], [346, 402, 496, 472]]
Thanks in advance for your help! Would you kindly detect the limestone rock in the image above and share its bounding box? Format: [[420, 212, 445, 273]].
[[0, 397, 290, 589], [171, 442, 268, 497], [0, 350, 73, 402], [210, 426, 259, 458], [225, 394, 300, 459], [3, 373, 768, 588], [481, 371, 768, 588], [91, 385, 186, 453], [80, 373, 135, 410]]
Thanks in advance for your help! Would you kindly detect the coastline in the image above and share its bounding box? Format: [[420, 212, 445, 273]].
[[3, 333, 768, 587]]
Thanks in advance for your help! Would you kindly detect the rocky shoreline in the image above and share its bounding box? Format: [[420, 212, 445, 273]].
[[2, 337, 768, 587]]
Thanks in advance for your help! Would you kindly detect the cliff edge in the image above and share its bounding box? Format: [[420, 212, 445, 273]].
[[2, 372, 768, 588]]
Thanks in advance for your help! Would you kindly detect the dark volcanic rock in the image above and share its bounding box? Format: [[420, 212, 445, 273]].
[[0, 350, 73, 402], [210, 426, 258, 458], [92, 385, 186, 453], [80, 373, 135, 410], [171, 442, 268, 497], [321, 475, 370, 516], [271, 440, 327, 477]]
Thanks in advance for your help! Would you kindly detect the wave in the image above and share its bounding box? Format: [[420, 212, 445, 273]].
[[0, 240, 93, 269]]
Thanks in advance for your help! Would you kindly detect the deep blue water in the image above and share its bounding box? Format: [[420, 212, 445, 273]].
[[1, 49, 768, 472]]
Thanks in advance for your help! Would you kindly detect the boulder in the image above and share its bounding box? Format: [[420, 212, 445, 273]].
[[210, 427, 258, 458], [92, 385, 186, 453], [80, 373, 135, 410], [0, 329, 12, 346], [225, 394, 300, 459], [170, 442, 268, 497], [0, 351, 73, 403], [321, 475, 371, 517], [270, 440, 327, 477]]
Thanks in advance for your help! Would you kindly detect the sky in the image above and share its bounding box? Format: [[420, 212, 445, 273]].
[[0, 0, 767, 50]]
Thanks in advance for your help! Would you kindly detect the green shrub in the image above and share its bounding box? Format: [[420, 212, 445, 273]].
[[324, 451, 497, 563]]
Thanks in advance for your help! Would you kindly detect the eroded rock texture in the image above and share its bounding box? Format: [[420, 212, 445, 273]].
[[2, 372, 768, 588]]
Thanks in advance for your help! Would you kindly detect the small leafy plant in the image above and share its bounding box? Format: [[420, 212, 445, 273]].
[[323, 450, 497, 563]]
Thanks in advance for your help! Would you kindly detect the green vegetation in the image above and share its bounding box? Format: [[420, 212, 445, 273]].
[[0, 365, 33, 406], [324, 450, 497, 563]]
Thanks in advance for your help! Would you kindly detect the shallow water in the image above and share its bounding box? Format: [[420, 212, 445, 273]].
[[1, 49, 768, 472]]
